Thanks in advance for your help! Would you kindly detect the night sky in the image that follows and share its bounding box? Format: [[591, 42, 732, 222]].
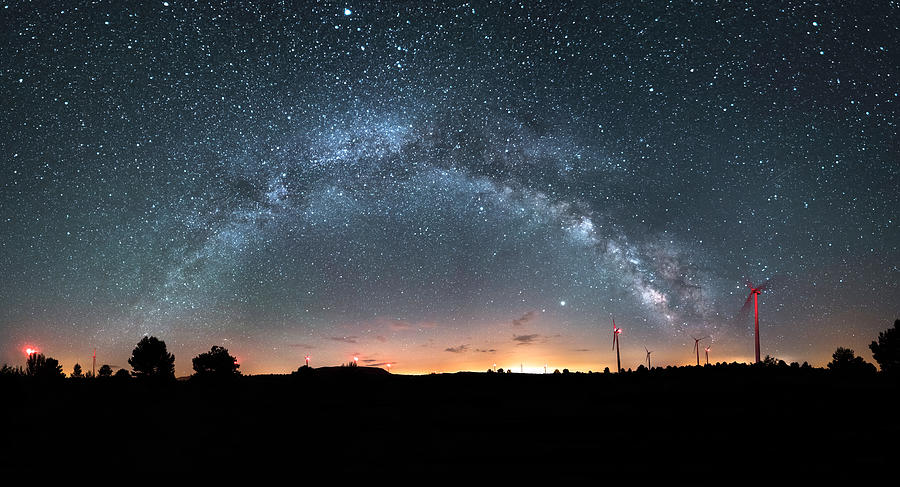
[[1, 1, 897, 376]]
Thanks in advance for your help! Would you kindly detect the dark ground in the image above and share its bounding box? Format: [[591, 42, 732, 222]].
[[1, 365, 897, 478]]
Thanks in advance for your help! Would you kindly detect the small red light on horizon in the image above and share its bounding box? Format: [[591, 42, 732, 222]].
[[24, 347, 38, 356]]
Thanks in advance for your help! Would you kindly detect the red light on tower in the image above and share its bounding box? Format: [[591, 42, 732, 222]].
[[387, 363, 391, 373], [305, 355, 310, 367], [353, 356, 358, 366], [24, 347, 38, 356], [612, 318, 622, 373]]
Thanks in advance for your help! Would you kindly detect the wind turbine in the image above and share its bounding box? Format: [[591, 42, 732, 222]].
[[741, 280, 770, 363], [644, 346, 652, 369], [691, 336, 709, 366], [705, 345, 710, 365], [305, 355, 310, 368], [612, 318, 622, 372]]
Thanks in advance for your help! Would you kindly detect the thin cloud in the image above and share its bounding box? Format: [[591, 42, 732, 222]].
[[389, 321, 412, 331], [513, 334, 541, 345], [376, 335, 387, 342], [512, 311, 536, 327], [475, 348, 497, 353], [388, 319, 439, 331], [329, 336, 359, 344], [445, 344, 469, 353]]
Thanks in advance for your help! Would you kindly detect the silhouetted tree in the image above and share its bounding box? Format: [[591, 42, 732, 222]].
[[114, 368, 131, 379], [98, 364, 113, 377], [71, 363, 83, 378], [191, 346, 240, 378], [827, 347, 876, 375], [128, 336, 175, 380], [870, 319, 900, 375], [25, 354, 64, 379], [0, 364, 24, 376], [553, 369, 561, 374], [760, 355, 778, 366], [497, 368, 504, 373]]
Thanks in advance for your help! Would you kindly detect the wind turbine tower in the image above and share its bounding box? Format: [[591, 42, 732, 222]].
[[691, 336, 708, 366], [742, 280, 770, 363], [612, 318, 622, 372]]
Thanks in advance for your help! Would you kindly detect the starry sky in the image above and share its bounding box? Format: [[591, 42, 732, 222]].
[[1, 1, 897, 376]]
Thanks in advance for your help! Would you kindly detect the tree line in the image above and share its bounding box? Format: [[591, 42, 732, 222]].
[[2, 319, 899, 380], [0, 336, 240, 381]]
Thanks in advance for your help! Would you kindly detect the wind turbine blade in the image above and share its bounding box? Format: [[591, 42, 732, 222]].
[[758, 279, 771, 292], [739, 292, 754, 316]]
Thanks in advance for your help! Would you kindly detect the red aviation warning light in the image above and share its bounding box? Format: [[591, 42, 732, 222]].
[[611, 318, 622, 373]]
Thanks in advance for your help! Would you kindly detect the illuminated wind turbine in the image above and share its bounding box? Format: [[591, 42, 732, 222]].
[[305, 355, 310, 367], [612, 318, 622, 372], [644, 346, 652, 369], [387, 363, 391, 373], [741, 280, 771, 363], [691, 336, 709, 366], [705, 345, 710, 365]]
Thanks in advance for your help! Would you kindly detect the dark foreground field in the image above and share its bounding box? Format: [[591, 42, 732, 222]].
[[1, 366, 897, 477]]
